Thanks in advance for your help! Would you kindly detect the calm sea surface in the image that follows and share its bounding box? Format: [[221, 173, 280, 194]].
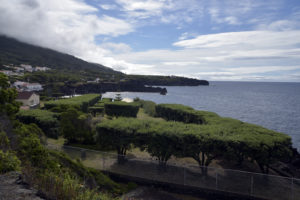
[[103, 81, 300, 150]]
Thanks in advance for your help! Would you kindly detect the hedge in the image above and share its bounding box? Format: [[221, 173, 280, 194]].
[[104, 102, 139, 118], [156, 104, 205, 124], [44, 94, 101, 113], [96, 117, 292, 173], [16, 109, 60, 138], [89, 107, 104, 117], [136, 100, 156, 117]]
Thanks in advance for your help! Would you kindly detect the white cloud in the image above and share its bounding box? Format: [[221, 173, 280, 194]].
[[224, 16, 240, 25], [99, 4, 118, 10], [1, 0, 300, 82], [0, 0, 136, 71], [173, 31, 300, 49], [100, 42, 132, 54], [114, 30, 300, 81]]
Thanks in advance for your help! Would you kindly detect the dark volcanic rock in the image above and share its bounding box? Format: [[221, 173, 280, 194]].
[[0, 172, 44, 200]]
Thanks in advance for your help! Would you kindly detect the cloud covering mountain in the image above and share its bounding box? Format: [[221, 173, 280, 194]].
[[1, 0, 300, 81]]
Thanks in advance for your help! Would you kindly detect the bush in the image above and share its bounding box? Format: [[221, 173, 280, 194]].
[[16, 109, 59, 138], [155, 104, 204, 124], [0, 131, 9, 150], [44, 94, 101, 113], [104, 102, 139, 118], [138, 100, 156, 117], [101, 98, 112, 103], [60, 108, 94, 144], [0, 150, 21, 173], [27, 170, 117, 200], [96, 117, 292, 173], [89, 106, 104, 117]]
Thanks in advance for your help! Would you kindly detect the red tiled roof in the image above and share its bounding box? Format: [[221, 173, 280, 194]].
[[17, 91, 34, 99]]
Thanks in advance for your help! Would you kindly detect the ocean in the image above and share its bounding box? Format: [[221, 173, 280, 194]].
[[102, 81, 300, 150]]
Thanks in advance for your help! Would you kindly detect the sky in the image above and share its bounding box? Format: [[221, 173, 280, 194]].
[[1, 0, 300, 82]]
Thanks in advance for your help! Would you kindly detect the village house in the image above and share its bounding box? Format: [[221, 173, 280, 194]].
[[13, 81, 43, 91], [35, 66, 50, 71], [0, 70, 13, 76], [20, 64, 33, 72], [16, 91, 40, 108], [25, 83, 43, 91], [0, 70, 20, 76], [13, 66, 24, 73]]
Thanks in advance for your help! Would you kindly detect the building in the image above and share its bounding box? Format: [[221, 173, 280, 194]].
[[0, 70, 20, 76], [0, 70, 13, 76], [20, 64, 33, 72], [13, 67, 24, 73], [13, 81, 43, 91], [16, 91, 40, 107], [24, 83, 43, 91], [35, 66, 50, 71]]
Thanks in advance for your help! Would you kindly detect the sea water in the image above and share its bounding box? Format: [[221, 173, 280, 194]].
[[103, 81, 300, 150]]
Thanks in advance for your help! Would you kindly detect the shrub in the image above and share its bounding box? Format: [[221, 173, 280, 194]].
[[96, 117, 292, 173], [60, 108, 94, 144], [101, 98, 113, 103], [28, 170, 117, 200], [16, 109, 59, 138], [44, 94, 101, 113], [104, 102, 139, 118], [0, 131, 9, 150], [0, 150, 21, 173], [155, 104, 204, 124], [89, 106, 104, 117], [138, 100, 156, 117]]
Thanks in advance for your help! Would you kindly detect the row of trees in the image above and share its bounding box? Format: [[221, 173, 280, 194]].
[[96, 117, 292, 174]]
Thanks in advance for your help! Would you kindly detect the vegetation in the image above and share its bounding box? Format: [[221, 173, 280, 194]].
[[0, 35, 119, 77], [96, 115, 292, 174], [104, 102, 139, 118], [60, 108, 94, 144], [16, 109, 59, 138], [44, 94, 101, 112], [0, 150, 21, 173], [89, 106, 104, 117], [135, 99, 156, 117], [0, 36, 208, 88], [0, 73, 126, 199], [0, 73, 20, 118], [127, 74, 209, 86], [156, 104, 205, 124]]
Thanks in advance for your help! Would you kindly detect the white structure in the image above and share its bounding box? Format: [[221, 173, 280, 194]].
[[20, 64, 33, 72], [16, 91, 40, 107], [13, 81, 43, 91], [35, 66, 50, 71], [13, 67, 24, 73], [13, 81, 27, 89], [0, 70, 13, 76], [24, 83, 43, 91]]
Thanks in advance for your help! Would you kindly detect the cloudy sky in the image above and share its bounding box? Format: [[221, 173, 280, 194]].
[[1, 0, 300, 82]]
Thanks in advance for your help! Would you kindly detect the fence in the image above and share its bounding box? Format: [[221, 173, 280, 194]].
[[47, 144, 300, 200]]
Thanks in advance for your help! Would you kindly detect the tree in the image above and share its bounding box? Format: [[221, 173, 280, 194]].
[[60, 108, 93, 144], [114, 93, 122, 101], [0, 73, 20, 118]]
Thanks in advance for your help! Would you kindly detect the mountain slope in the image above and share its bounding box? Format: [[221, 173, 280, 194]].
[[0, 35, 209, 86], [0, 35, 120, 75]]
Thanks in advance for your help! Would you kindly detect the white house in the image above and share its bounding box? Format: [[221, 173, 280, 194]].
[[35, 66, 51, 72], [13, 81, 43, 91], [16, 91, 40, 107], [20, 64, 33, 72], [24, 83, 43, 91]]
